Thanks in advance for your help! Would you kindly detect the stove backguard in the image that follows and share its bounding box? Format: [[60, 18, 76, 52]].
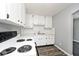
[[0, 31, 17, 43]]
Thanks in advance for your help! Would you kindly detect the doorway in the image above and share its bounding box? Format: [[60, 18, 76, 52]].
[[73, 10, 79, 56]]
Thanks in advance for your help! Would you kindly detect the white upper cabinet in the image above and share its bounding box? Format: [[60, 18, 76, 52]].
[[0, 3, 26, 27], [33, 15, 53, 28], [20, 4, 26, 26], [25, 14, 33, 28], [6, 4, 19, 23], [0, 3, 7, 19], [33, 15, 39, 25], [38, 16, 45, 25], [45, 16, 53, 28], [33, 15, 45, 25]]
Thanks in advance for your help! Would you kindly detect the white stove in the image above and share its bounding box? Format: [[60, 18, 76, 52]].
[[6, 41, 36, 56], [0, 35, 37, 56]]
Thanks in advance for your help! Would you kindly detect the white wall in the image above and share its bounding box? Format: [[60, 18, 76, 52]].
[[52, 4, 79, 55]]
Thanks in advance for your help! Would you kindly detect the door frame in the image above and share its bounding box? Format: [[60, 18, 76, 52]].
[[72, 10, 79, 55]]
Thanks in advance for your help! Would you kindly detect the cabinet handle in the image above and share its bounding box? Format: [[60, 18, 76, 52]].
[[7, 13, 9, 19], [21, 21, 22, 23], [18, 20, 20, 22]]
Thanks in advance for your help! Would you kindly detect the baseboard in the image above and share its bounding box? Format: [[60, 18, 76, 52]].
[[37, 44, 54, 47], [55, 45, 72, 56]]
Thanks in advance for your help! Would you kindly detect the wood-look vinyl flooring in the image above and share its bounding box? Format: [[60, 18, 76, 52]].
[[37, 45, 67, 56]]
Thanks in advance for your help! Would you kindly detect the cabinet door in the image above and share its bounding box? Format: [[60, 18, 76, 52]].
[[36, 35, 46, 46], [6, 3, 25, 26], [46, 38, 55, 45], [46, 35, 55, 45], [40, 35, 47, 46], [33, 15, 39, 25], [6, 3, 19, 23], [38, 16, 45, 25], [45, 16, 53, 28], [34, 35, 41, 46], [33, 15, 45, 25], [0, 3, 7, 19], [20, 4, 26, 26], [36, 38, 42, 46], [25, 14, 33, 28]]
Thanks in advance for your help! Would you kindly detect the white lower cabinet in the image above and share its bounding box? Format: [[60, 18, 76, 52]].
[[46, 35, 55, 45], [35, 35, 46, 46], [6, 4, 19, 24], [35, 35, 55, 46]]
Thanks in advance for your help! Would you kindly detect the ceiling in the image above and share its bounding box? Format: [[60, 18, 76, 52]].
[[25, 3, 71, 16]]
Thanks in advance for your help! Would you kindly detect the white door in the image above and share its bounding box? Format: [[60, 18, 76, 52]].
[[73, 18, 79, 55], [73, 18, 79, 41], [6, 3, 24, 25]]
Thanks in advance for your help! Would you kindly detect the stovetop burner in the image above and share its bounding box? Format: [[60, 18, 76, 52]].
[[0, 47, 16, 56], [17, 45, 32, 53], [17, 39, 25, 42], [27, 39, 32, 41]]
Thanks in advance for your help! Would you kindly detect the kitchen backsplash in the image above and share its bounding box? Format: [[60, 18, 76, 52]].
[[0, 31, 17, 43], [0, 22, 55, 37], [21, 25, 55, 36], [0, 22, 20, 34]]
